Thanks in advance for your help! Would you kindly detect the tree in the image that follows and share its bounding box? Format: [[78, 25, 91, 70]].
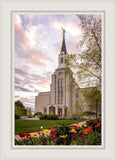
[[72, 100, 83, 118], [65, 15, 101, 88], [15, 100, 27, 116], [82, 88, 101, 114], [27, 108, 33, 118], [15, 100, 25, 108], [15, 104, 24, 117]]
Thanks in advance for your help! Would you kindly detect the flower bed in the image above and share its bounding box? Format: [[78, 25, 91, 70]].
[[15, 118, 101, 145]]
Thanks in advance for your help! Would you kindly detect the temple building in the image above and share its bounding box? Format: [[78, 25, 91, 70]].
[[35, 29, 87, 117]]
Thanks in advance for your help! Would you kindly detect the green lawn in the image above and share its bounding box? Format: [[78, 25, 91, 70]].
[[15, 119, 83, 135]]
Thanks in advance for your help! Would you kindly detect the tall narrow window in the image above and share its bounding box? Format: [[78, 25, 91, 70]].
[[61, 57, 63, 64], [61, 79, 63, 103], [58, 79, 60, 104], [58, 79, 63, 104]]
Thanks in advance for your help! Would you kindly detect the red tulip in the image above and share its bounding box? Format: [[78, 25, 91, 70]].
[[93, 120, 98, 124], [25, 133, 30, 137], [73, 125, 78, 130], [50, 130, 56, 134], [52, 135, 55, 138], [88, 127, 92, 130], [82, 131, 86, 135], [19, 133, 26, 137]]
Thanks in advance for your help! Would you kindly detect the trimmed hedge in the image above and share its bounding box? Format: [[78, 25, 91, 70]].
[[83, 111, 96, 116], [39, 114, 58, 120], [33, 112, 42, 117]]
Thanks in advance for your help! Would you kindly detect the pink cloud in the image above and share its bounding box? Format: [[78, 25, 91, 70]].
[[15, 16, 54, 69]]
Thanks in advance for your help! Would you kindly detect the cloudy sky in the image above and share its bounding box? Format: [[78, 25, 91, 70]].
[[14, 14, 83, 111]]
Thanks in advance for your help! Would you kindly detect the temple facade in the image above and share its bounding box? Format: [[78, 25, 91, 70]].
[[35, 29, 87, 117]]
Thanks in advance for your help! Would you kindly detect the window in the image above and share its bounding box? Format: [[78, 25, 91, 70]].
[[58, 108, 62, 116], [44, 108, 47, 114], [58, 79, 60, 84], [61, 79, 63, 84], [61, 57, 63, 64], [58, 79, 63, 104], [59, 72, 63, 76]]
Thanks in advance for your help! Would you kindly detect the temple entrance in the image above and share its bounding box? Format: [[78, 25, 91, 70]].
[[58, 108, 62, 116], [49, 106, 55, 114]]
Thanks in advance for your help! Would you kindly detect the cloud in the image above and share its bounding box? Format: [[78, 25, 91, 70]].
[[15, 96, 35, 110], [14, 14, 84, 110], [15, 65, 51, 97], [25, 24, 46, 49], [52, 16, 82, 38], [15, 15, 22, 28], [15, 16, 54, 71], [15, 68, 28, 76], [15, 86, 32, 92]]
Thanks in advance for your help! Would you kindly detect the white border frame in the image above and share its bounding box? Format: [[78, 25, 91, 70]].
[[0, 0, 116, 160], [11, 11, 104, 149]]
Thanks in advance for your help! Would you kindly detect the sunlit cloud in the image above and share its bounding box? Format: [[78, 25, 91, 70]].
[[66, 23, 81, 36], [52, 21, 82, 37], [15, 15, 22, 27], [25, 24, 46, 48]]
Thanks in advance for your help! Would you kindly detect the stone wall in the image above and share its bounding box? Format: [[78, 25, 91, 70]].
[[35, 92, 51, 113]]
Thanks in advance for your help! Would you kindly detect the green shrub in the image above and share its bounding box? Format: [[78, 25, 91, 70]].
[[27, 115, 33, 118], [85, 131, 101, 145], [54, 123, 72, 145], [83, 111, 96, 116], [33, 112, 42, 117], [39, 114, 58, 120], [15, 114, 20, 119]]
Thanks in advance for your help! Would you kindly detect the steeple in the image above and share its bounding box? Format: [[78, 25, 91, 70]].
[[58, 28, 68, 68], [61, 28, 67, 55]]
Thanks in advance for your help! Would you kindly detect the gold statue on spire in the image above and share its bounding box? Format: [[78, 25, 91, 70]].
[[61, 27, 66, 36]]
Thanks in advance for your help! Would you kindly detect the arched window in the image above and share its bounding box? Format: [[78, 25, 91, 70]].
[[59, 72, 63, 76]]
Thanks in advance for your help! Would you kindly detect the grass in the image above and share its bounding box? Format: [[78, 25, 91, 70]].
[[15, 119, 84, 135]]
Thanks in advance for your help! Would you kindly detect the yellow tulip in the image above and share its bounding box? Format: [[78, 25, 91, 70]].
[[30, 133, 37, 138], [43, 129, 50, 133], [59, 134, 67, 138], [70, 129, 77, 133]]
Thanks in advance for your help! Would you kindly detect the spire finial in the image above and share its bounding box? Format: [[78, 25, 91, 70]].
[[61, 27, 66, 36], [61, 27, 67, 54]]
